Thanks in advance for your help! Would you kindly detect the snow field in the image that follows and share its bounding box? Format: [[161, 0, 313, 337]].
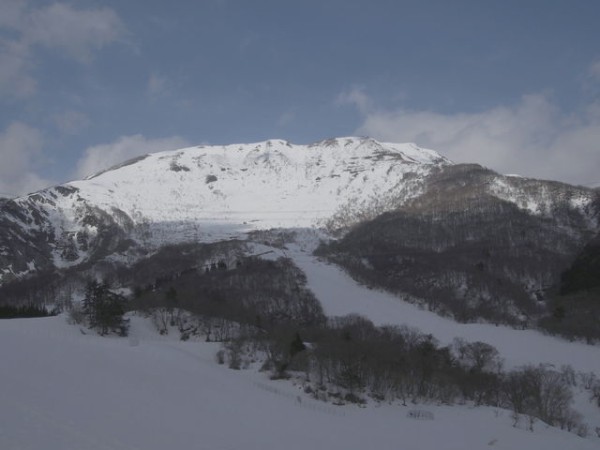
[[65, 137, 446, 233], [1, 315, 598, 450]]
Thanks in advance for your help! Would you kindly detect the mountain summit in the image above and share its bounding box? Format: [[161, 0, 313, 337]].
[[74, 136, 450, 229], [0, 135, 597, 313], [0, 137, 450, 280]]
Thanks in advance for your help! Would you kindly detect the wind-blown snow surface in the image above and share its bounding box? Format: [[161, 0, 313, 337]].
[[1, 316, 597, 450], [69, 137, 448, 234]]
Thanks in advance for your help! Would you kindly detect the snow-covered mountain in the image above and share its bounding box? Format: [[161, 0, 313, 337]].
[[2, 136, 600, 448], [0, 137, 450, 279], [0, 135, 597, 294], [319, 162, 599, 327], [77, 137, 449, 228]]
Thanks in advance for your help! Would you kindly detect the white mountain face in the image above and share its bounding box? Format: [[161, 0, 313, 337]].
[[1, 136, 597, 281], [72, 136, 450, 232], [2, 137, 600, 448], [0, 137, 450, 276]]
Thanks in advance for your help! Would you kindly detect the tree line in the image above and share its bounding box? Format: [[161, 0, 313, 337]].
[[0, 304, 57, 319], [130, 253, 592, 437], [220, 314, 590, 436]]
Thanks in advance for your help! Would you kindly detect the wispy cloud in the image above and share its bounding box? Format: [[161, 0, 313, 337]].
[[0, 38, 35, 97], [75, 134, 190, 179], [0, 0, 26, 28], [147, 73, 169, 98], [24, 3, 127, 62], [336, 86, 372, 114], [0, 1, 127, 98], [52, 110, 90, 136], [589, 59, 600, 81], [277, 110, 295, 127], [0, 122, 53, 196]]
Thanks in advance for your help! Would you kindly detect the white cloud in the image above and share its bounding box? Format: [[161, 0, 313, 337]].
[[277, 110, 295, 127], [0, 122, 53, 197], [75, 134, 190, 179], [25, 3, 126, 62], [52, 110, 90, 135], [0, 0, 26, 29], [336, 86, 371, 114], [590, 59, 600, 82], [0, 128, 190, 196], [147, 73, 168, 98], [344, 91, 600, 186], [0, 1, 126, 97], [0, 38, 35, 97]]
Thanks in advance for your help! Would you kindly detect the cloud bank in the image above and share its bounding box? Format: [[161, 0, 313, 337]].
[[0, 123, 189, 197], [341, 86, 600, 186]]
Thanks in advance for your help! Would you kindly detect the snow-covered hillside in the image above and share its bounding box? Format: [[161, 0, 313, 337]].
[[0, 137, 451, 278], [2, 137, 599, 449], [1, 315, 598, 450], [2, 136, 598, 282], [286, 244, 600, 373], [70, 137, 448, 233]]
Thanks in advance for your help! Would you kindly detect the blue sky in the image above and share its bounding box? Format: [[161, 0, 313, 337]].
[[1, 0, 600, 196]]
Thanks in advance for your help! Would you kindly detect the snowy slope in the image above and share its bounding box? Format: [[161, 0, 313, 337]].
[[286, 244, 600, 374], [0, 137, 450, 278], [1, 315, 598, 450], [69, 137, 448, 231], [3, 136, 598, 281]]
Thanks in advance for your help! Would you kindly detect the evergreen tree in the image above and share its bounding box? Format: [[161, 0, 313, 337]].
[[289, 332, 306, 358], [82, 279, 128, 336]]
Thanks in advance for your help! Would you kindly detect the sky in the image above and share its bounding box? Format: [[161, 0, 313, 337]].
[[1, 0, 600, 197]]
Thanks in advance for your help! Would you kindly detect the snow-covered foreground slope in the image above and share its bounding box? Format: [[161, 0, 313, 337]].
[[1, 316, 597, 450], [287, 245, 600, 374]]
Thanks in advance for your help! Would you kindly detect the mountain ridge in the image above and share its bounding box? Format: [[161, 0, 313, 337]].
[[0, 137, 450, 281], [0, 136, 598, 326]]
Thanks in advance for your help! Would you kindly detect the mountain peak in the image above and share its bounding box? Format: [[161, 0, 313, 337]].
[[0, 136, 597, 287], [84, 137, 450, 184], [65, 137, 450, 235], [0, 137, 458, 278]]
